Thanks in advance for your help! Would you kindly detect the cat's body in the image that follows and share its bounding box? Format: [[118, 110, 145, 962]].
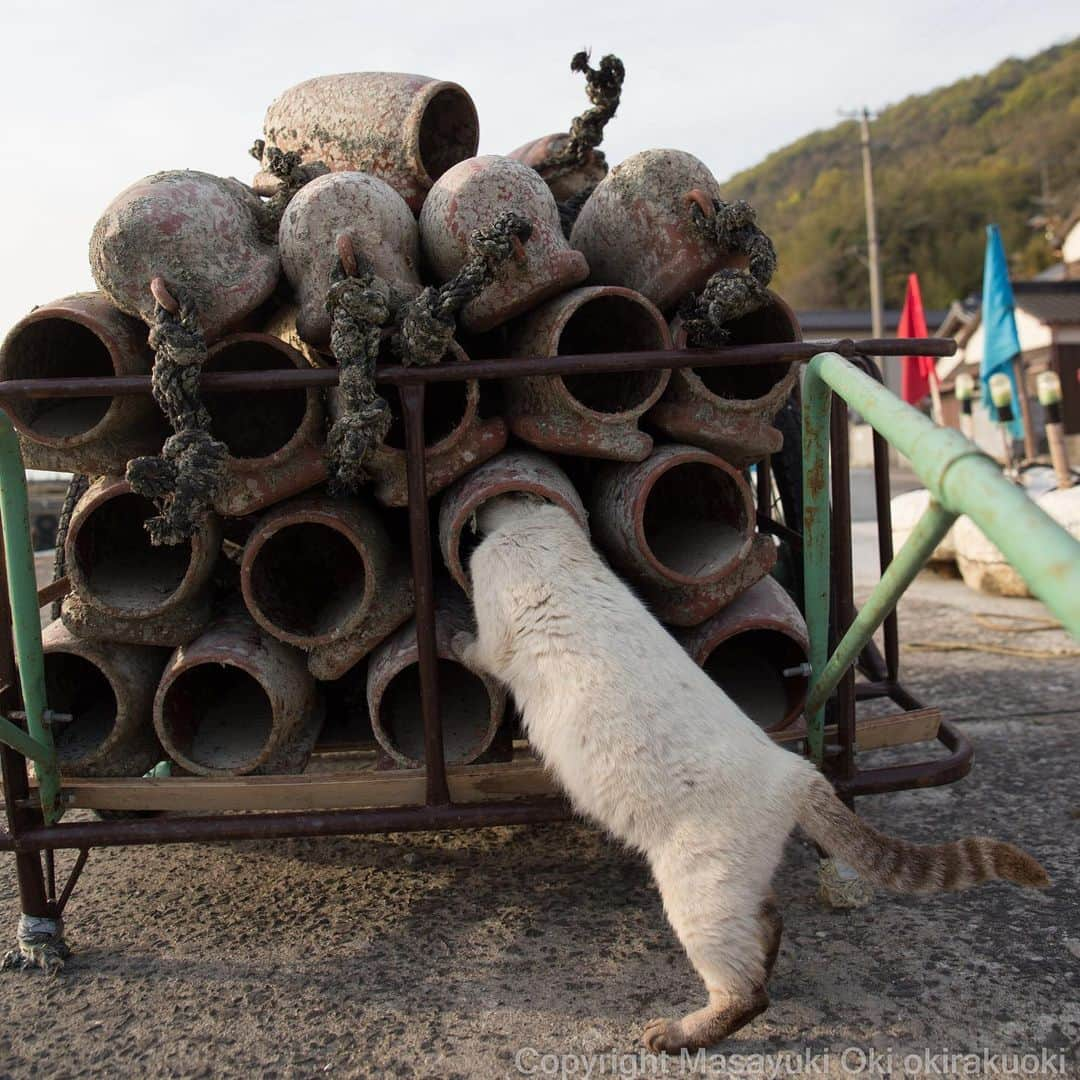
[[453, 499, 1048, 1053]]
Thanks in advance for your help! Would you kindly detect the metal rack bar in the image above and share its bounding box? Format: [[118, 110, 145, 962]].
[[0, 338, 957, 401], [400, 383, 450, 806], [0, 338, 983, 867]]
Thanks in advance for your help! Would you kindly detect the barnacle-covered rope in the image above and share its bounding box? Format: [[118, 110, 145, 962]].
[[679, 194, 779, 347], [125, 279, 227, 545]]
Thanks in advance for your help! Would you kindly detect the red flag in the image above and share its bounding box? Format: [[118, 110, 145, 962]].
[[897, 273, 937, 404]]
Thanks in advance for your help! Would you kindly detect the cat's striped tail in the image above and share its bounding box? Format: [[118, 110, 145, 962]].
[[797, 773, 1049, 894]]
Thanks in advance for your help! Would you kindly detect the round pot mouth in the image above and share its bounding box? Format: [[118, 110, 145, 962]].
[[379, 342, 478, 456], [551, 288, 672, 420], [42, 648, 120, 768], [69, 482, 208, 614], [156, 659, 275, 776], [413, 82, 480, 189], [446, 479, 587, 592], [205, 334, 317, 468], [1, 308, 120, 446], [675, 293, 802, 409], [241, 510, 375, 647], [697, 623, 809, 732], [634, 452, 753, 585], [372, 655, 501, 768]]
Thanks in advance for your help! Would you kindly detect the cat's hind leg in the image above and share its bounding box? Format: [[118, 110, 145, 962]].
[[759, 892, 784, 982], [643, 850, 782, 1054]]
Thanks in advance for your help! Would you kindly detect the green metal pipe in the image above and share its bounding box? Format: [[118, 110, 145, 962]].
[[0, 416, 61, 822], [801, 356, 833, 764], [0, 714, 53, 765], [802, 351, 1080, 763]]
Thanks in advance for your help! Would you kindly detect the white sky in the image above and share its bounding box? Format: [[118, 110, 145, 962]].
[[1, 0, 1076, 334]]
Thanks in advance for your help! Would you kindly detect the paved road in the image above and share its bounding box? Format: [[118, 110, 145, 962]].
[[1, 511, 1076, 1078]]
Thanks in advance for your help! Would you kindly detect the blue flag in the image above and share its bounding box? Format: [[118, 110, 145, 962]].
[[980, 224, 1024, 439]]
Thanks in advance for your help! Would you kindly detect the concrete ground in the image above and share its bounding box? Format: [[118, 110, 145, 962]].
[[1, 476, 1077, 1078]]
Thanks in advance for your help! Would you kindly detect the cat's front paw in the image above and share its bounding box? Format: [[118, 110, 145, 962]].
[[642, 1017, 684, 1053], [450, 631, 478, 667]]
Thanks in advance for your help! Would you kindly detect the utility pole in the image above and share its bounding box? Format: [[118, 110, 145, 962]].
[[856, 107, 884, 343]]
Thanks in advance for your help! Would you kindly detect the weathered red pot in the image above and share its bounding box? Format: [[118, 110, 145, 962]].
[[590, 444, 776, 626], [203, 333, 327, 515], [90, 170, 279, 341], [366, 589, 507, 769], [419, 155, 589, 333], [570, 149, 742, 313], [154, 606, 320, 776], [41, 619, 166, 777], [279, 171, 423, 352], [508, 134, 607, 202], [674, 577, 809, 732], [438, 450, 588, 593], [328, 339, 507, 507], [0, 293, 167, 473], [503, 286, 671, 460], [239, 493, 414, 681], [648, 292, 802, 465], [61, 477, 221, 647], [257, 73, 480, 213]]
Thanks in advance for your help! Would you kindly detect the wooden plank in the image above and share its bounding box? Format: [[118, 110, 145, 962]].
[[773, 708, 941, 750], [49, 756, 559, 813], [3, 712, 941, 814]]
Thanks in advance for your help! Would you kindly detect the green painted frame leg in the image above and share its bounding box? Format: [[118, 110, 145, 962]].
[[0, 416, 61, 823], [802, 350, 1080, 767]]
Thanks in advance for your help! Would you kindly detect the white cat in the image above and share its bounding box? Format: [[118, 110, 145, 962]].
[[452, 496, 1048, 1054]]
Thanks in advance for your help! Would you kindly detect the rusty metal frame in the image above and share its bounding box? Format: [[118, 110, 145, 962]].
[[0, 337, 962, 929]]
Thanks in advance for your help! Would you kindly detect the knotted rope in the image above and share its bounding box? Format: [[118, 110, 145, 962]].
[[249, 140, 328, 235], [125, 280, 227, 545], [325, 239, 394, 495], [51, 473, 90, 619], [394, 210, 534, 366], [538, 51, 625, 183], [326, 212, 533, 494], [679, 195, 779, 346], [542, 51, 625, 235]]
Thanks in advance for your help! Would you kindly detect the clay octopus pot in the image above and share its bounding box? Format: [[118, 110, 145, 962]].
[[419, 155, 590, 333], [256, 73, 480, 213], [570, 149, 744, 314], [507, 134, 608, 202], [0, 292, 168, 473], [279, 171, 423, 353], [90, 170, 279, 342]]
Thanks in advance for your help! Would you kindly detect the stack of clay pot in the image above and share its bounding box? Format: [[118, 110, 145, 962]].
[[0, 71, 811, 781]]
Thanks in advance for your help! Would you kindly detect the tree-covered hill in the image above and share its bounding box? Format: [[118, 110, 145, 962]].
[[723, 37, 1080, 310]]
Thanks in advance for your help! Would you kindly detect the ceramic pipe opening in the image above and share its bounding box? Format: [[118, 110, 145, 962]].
[[383, 381, 470, 449], [3, 318, 113, 439], [247, 522, 367, 640], [702, 629, 808, 730], [73, 492, 192, 611], [642, 462, 748, 579], [159, 664, 274, 773], [419, 87, 480, 183], [204, 339, 307, 459], [378, 658, 493, 765], [42, 652, 117, 766], [696, 301, 795, 402], [558, 295, 667, 413]]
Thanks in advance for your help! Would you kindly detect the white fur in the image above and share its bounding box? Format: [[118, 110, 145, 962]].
[[456, 499, 819, 1003]]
